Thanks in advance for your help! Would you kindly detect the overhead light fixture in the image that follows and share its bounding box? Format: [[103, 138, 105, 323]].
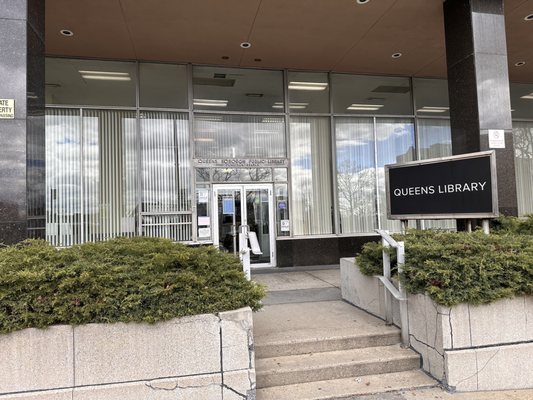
[[60, 29, 74, 37], [515, 61, 526, 67], [521, 92, 533, 100], [417, 106, 449, 113], [261, 117, 283, 123], [194, 138, 215, 142], [195, 115, 223, 122], [356, 0, 370, 4], [240, 42, 252, 49], [272, 102, 308, 109], [288, 82, 328, 91], [347, 103, 384, 111], [392, 53, 403, 59], [193, 99, 228, 107], [525, 14, 533, 21], [79, 70, 131, 81]]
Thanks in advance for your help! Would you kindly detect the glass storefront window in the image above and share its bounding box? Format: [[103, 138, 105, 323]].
[[290, 116, 333, 235], [139, 63, 188, 109], [45, 58, 137, 107], [275, 184, 290, 236], [417, 119, 456, 230], [273, 168, 288, 182], [211, 168, 272, 182], [510, 83, 533, 120], [288, 71, 329, 114], [332, 74, 413, 116], [513, 121, 533, 216], [192, 66, 284, 112], [413, 79, 450, 117], [193, 114, 286, 159], [376, 118, 415, 231], [335, 117, 377, 233]]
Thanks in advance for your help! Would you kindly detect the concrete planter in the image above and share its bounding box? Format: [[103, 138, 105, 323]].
[[341, 257, 533, 392], [0, 307, 256, 400]]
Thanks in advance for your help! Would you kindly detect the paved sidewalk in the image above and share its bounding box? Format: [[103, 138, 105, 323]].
[[252, 267, 533, 400]]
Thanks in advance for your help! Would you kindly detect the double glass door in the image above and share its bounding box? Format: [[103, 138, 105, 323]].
[[213, 184, 275, 267]]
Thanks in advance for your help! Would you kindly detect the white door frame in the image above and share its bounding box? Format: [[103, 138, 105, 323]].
[[212, 183, 276, 268]]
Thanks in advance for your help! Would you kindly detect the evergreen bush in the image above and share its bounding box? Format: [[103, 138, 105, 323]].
[[355, 228, 533, 306], [0, 237, 265, 334]]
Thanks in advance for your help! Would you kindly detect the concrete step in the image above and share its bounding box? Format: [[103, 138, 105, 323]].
[[256, 370, 437, 400], [255, 331, 401, 359], [256, 344, 421, 389]]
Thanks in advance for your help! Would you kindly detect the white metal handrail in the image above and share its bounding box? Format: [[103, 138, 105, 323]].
[[375, 229, 409, 348]]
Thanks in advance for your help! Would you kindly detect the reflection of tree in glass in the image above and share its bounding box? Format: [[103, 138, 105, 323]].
[[212, 168, 239, 182], [514, 127, 533, 159], [247, 168, 270, 181], [337, 160, 376, 232]]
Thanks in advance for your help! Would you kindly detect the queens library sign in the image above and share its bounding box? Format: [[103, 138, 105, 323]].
[[385, 151, 499, 220]]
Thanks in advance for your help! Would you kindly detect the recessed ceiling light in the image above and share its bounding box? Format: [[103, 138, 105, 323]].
[[79, 70, 131, 81], [515, 61, 526, 67], [240, 42, 252, 49], [356, 0, 370, 4], [525, 14, 533, 21], [60, 29, 74, 37], [347, 103, 384, 111], [193, 99, 228, 107], [289, 82, 329, 91], [254, 58, 262, 62], [221, 56, 230, 60], [392, 53, 403, 59], [272, 102, 308, 109], [521, 92, 533, 100], [417, 106, 449, 113]]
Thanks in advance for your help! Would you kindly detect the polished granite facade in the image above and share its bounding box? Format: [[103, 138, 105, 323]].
[[444, 0, 518, 217], [0, 0, 45, 244]]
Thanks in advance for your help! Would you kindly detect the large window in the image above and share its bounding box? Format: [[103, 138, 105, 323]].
[[376, 119, 415, 231], [193, 114, 285, 159], [290, 116, 333, 235], [513, 121, 533, 216], [192, 66, 284, 113], [335, 118, 377, 233]]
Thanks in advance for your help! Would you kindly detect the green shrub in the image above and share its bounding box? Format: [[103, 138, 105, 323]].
[[493, 215, 533, 235], [355, 230, 533, 307], [0, 237, 265, 334]]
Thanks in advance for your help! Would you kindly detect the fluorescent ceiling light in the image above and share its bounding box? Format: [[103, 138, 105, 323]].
[[288, 82, 328, 91], [521, 93, 533, 100], [272, 102, 309, 109], [193, 99, 228, 107], [194, 138, 215, 142], [79, 70, 131, 81], [261, 117, 283, 123], [417, 106, 449, 113], [347, 103, 384, 111]]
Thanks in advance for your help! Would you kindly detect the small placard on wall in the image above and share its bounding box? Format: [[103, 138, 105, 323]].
[[0, 99, 15, 119], [198, 227, 211, 238], [488, 129, 505, 149], [280, 220, 290, 232]]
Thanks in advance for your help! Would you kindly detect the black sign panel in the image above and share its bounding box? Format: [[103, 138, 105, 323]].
[[386, 151, 498, 220]]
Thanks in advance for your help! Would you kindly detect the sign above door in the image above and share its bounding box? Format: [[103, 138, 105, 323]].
[[193, 158, 289, 168]]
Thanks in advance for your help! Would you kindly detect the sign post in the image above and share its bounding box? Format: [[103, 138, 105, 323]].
[[385, 151, 499, 226]]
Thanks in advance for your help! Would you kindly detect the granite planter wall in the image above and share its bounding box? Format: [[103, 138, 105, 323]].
[[0, 307, 256, 400], [341, 257, 533, 392]]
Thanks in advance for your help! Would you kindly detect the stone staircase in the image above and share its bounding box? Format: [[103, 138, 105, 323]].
[[252, 269, 437, 400]]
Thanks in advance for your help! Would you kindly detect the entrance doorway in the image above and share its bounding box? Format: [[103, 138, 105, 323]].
[[213, 184, 276, 267]]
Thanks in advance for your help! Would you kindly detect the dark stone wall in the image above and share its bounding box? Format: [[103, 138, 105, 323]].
[[444, 0, 518, 217], [276, 235, 379, 268], [0, 0, 45, 244]]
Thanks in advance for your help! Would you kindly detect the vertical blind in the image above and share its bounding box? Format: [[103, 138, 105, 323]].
[[45, 109, 192, 245], [290, 116, 333, 235], [513, 121, 533, 216], [335, 117, 377, 233], [141, 112, 192, 241], [46, 109, 82, 246]]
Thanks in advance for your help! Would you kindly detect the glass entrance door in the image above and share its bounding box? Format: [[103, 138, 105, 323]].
[[213, 184, 276, 267]]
